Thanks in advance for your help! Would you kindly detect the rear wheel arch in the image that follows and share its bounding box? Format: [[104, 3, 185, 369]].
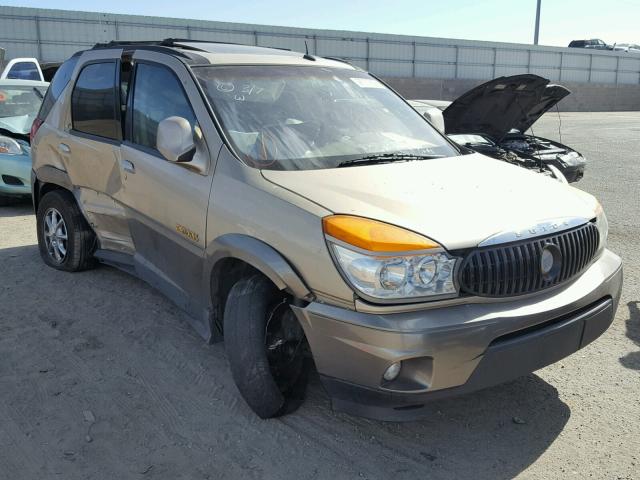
[[33, 166, 74, 212], [32, 181, 66, 214]]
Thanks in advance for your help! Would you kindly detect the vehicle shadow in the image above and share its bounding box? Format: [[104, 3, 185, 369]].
[[298, 372, 570, 479], [0, 200, 33, 218], [620, 301, 640, 371]]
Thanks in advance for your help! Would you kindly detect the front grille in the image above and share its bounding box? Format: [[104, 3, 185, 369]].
[[459, 222, 599, 297], [1, 175, 23, 186]]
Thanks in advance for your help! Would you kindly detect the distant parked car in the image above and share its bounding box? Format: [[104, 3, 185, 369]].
[[406, 99, 447, 133], [612, 43, 640, 54], [1, 58, 45, 81], [410, 74, 587, 183], [568, 39, 612, 50], [0, 79, 48, 205]]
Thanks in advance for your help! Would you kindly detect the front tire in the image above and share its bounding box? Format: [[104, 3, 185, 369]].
[[36, 189, 96, 271], [224, 274, 310, 418]]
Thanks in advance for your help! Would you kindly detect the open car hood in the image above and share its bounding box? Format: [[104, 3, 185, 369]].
[[443, 74, 570, 141]]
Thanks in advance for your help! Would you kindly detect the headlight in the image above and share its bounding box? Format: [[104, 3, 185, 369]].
[[595, 202, 608, 253], [0, 135, 22, 155], [323, 215, 459, 301]]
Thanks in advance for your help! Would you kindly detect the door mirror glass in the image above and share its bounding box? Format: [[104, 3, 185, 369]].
[[156, 116, 196, 163]]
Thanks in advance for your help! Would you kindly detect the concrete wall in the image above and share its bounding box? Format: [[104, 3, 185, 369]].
[[385, 77, 640, 112], [1, 5, 640, 86], [0, 6, 638, 111]]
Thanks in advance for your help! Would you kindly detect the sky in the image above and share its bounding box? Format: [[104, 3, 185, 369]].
[[2, 0, 640, 47]]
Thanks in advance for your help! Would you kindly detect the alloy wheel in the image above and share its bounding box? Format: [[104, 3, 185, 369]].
[[43, 207, 68, 263]]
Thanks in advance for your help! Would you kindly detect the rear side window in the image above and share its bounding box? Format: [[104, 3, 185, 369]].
[[38, 56, 79, 122], [131, 63, 196, 151], [71, 62, 120, 140], [7, 61, 40, 80]]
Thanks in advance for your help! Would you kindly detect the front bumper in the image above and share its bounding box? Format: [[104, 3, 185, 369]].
[[292, 249, 622, 421], [0, 153, 32, 197]]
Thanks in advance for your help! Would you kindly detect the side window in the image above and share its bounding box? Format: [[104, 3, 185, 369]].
[[7, 62, 40, 81], [131, 63, 196, 151], [71, 62, 119, 140], [38, 56, 79, 122]]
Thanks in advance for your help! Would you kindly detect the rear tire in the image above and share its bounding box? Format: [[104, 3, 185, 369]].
[[224, 274, 310, 418], [36, 189, 96, 271]]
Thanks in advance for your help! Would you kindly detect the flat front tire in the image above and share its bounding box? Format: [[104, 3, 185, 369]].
[[224, 274, 310, 418]]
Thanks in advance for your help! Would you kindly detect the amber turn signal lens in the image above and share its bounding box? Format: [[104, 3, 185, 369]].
[[322, 215, 440, 252]]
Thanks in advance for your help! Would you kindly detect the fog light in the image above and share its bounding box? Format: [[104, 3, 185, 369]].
[[383, 361, 402, 381]]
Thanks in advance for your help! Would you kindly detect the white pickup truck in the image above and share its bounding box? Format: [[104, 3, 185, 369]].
[[0, 56, 44, 82]]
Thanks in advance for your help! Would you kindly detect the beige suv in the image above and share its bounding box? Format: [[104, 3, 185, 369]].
[[31, 40, 623, 421]]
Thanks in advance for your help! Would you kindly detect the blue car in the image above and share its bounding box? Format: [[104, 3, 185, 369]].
[[0, 79, 48, 205]]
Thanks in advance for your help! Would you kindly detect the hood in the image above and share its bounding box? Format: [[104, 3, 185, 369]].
[[262, 154, 597, 251], [0, 114, 32, 136], [443, 75, 570, 141]]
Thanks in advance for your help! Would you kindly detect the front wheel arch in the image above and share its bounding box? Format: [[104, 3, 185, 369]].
[[206, 234, 314, 340]]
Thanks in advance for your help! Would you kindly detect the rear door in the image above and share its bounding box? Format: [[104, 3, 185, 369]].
[[63, 54, 135, 254], [118, 50, 219, 312]]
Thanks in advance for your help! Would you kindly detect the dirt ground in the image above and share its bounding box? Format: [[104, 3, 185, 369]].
[[0, 112, 638, 479]]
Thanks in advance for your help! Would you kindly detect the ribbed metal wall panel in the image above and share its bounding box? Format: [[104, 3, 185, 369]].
[[0, 5, 638, 85]]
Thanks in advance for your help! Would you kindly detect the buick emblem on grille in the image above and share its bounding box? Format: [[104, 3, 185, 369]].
[[540, 243, 562, 280], [479, 217, 590, 247]]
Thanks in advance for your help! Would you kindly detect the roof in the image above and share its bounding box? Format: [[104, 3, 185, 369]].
[[0, 79, 49, 87], [91, 39, 357, 69]]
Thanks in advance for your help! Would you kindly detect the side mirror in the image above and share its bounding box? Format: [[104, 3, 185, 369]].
[[156, 116, 196, 163]]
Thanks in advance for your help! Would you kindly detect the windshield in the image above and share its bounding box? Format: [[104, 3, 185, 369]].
[[0, 85, 46, 135], [194, 66, 458, 170]]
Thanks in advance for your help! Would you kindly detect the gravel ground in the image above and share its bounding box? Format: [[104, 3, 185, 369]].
[[0, 112, 638, 479]]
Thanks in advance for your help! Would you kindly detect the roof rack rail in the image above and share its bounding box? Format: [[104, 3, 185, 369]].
[[161, 38, 240, 50], [92, 38, 299, 54], [93, 40, 164, 49], [91, 38, 213, 52]]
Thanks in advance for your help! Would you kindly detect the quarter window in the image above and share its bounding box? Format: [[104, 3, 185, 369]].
[[71, 62, 119, 140], [38, 55, 79, 122], [131, 63, 196, 151]]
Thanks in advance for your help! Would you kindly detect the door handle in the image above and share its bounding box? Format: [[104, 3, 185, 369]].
[[121, 159, 135, 174], [58, 143, 70, 154]]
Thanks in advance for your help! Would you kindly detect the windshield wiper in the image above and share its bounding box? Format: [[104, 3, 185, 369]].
[[33, 87, 44, 100], [337, 153, 445, 168]]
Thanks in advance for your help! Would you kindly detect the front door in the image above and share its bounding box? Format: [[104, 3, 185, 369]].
[[118, 51, 218, 314]]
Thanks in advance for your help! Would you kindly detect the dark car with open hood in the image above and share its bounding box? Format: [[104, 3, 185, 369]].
[[410, 74, 587, 183]]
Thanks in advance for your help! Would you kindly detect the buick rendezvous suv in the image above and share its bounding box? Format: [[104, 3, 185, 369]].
[[31, 39, 623, 420]]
